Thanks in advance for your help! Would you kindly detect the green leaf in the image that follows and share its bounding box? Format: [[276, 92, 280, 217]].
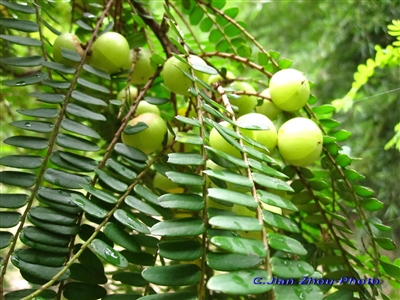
[[1, 56, 43, 67], [29, 207, 77, 225], [138, 292, 196, 300], [144, 97, 169, 105], [61, 119, 101, 139], [0, 155, 43, 169], [324, 290, 353, 300], [360, 198, 383, 211], [257, 190, 298, 212], [200, 17, 213, 32], [29, 92, 65, 103], [71, 91, 107, 106], [11, 255, 70, 281], [252, 172, 294, 192], [151, 218, 205, 237], [83, 64, 111, 79], [94, 167, 127, 192], [166, 171, 204, 186], [374, 237, 396, 251], [0, 193, 28, 208], [207, 270, 272, 295], [248, 158, 287, 178], [104, 222, 141, 253], [0, 18, 39, 32], [10, 120, 54, 133], [204, 169, 253, 188], [59, 151, 98, 172], [267, 233, 307, 255], [175, 115, 201, 127], [274, 285, 323, 300], [210, 236, 267, 257], [332, 129, 352, 142], [207, 252, 263, 271], [77, 78, 110, 94], [167, 153, 204, 166], [70, 194, 108, 219], [20, 233, 69, 254], [209, 29, 223, 43], [112, 272, 147, 286], [158, 193, 204, 211], [56, 133, 100, 152], [175, 132, 203, 145], [353, 185, 375, 197], [0, 34, 42, 46], [208, 188, 257, 208], [0, 212, 20, 228], [69, 263, 107, 284], [3, 72, 48, 86], [142, 264, 201, 286], [205, 146, 248, 168], [125, 196, 164, 217], [80, 184, 117, 204], [209, 215, 262, 231], [113, 209, 150, 234], [91, 239, 128, 268], [22, 226, 70, 246], [0, 231, 13, 249], [4, 289, 57, 300], [189, 6, 204, 25], [15, 249, 66, 267], [63, 282, 107, 300], [309, 179, 329, 191], [335, 154, 352, 167], [0, 1, 35, 13], [380, 260, 400, 280], [115, 143, 148, 161], [42, 79, 70, 89], [262, 210, 300, 233], [0, 171, 36, 188], [17, 108, 59, 118], [134, 184, 159, 205], [43, 168, 91, 189], [66, 103, 106, 121], [124, 122, 148, 135], [158, 239, 202, 261], [312, 104, 335, 114], [271, 257, 314, 278], [41, 61, 76, 74]]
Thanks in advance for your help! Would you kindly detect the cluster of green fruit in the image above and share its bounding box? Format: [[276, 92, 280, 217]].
[[53, 32, 155, 82]]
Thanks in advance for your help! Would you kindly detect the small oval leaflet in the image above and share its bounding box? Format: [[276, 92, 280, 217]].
[[91, 239, 128, 268]]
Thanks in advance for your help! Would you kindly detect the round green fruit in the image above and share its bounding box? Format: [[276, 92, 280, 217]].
[[269, 69, 310, 112], [162, 55, 209, 96], [89, 32, 130, 74], [229, 81, 257, 116], [208, 70, 235, 86], [237, 113, 278, 154], [136, 101, 160, 116], [53, 33, 84, 67], [117, 86, 138, 103], [277, 117, 323, 167], [255, 88, 282, 120], [153, 172, 183, 193], [122, 112, 167, 154], [123, 48, 156, 84]]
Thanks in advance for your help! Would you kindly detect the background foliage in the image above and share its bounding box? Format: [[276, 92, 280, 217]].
[[0, 1, 399, 299]]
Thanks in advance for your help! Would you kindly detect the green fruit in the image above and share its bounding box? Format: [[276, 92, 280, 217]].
[[122, 113, 167, 154], [136, 101, 160, 116], [153, 172, 183, 193], [209, 114, 278, 158], [123, 48, 156, 84], [209, 121, 241, 158], [269, 69, 310, 112], [162, 55, 209, 96], [237, 113, 278, 153], [229, 81, 257, 116], [89, 32, 130, 74], [53, 33, 83, 67], [208, 70, 235, 86], [277, 117, 322, 167], [255, 88, 282, 120], [117, 86, 138, 103]]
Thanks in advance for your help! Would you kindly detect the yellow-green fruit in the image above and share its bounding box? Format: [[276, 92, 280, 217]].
[[270, 69, 310, 112], [237, 113, 278, 154], [229, 81, 257, 116], [255, 88, 282, 120], [123, 48, 156, 84], [53, 33, 84, 67], [136, 101, 160, 116], [208, 70, 235, 85], [162, 55, 209, 96], [153, 172, 183, 193], [117, 86, 138, 104], [209, 121, 241, 158], [122, 113, 167, 154], [178, 107, 197, 119], [278, 117, 323, 167], [89, 32, 130, 74]]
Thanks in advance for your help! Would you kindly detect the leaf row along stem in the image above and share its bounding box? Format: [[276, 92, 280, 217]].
[[197, 0, 280, 69], [201, 51, 273, 77], [0, 0, 112, 293], [303, 104, 381, 297]]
